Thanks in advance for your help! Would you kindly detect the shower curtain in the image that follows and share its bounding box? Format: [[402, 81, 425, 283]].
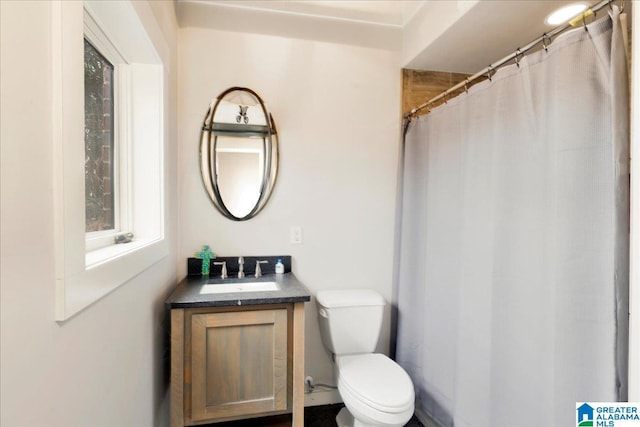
[[396, 8, 629, 427]]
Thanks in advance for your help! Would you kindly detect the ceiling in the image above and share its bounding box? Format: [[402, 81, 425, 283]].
[[405, 0, 590, 73], [177, 1, 424, 26], [175, 0, 606, 74]]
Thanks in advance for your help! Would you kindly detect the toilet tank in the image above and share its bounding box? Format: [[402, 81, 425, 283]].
[[316, 289, 386, 355]]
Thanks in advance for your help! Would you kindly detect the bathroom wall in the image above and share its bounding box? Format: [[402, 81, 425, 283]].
[[0, 1, 178, 425], [629, 5, 640, 402], [178, 27, 401, 404]]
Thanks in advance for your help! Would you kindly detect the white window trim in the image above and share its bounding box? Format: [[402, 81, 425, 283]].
[[52, 0, 168, 321]]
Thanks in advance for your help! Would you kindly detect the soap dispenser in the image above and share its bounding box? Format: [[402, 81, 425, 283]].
[[275, 259, 285, 274]]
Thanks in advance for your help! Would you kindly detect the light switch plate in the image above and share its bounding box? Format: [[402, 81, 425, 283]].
[[290, 226, 303, 244]]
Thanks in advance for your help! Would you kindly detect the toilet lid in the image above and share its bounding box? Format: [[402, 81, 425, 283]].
[[337, 354, 414, 413]]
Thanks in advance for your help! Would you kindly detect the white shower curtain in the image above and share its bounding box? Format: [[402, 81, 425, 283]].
[[396, 9, 629, 427]]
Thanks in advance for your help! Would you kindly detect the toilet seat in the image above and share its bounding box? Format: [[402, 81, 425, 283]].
[[337, 353, 414, 414]]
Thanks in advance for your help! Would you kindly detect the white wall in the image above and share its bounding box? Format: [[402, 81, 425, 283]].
[[628, 4, 640, 402], [0, 1, 178, 425], [178, 27, 401, 404]]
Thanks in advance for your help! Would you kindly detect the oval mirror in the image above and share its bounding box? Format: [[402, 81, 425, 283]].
[[200, 87, 279, 221]]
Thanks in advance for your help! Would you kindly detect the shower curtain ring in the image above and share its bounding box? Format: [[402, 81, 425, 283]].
[[464, 78, 469, 94], [583, 12, 589, 31], [609, 0, 622, 12], [515, 48, 522, 68], [487, 65, 494, 82], [542, 33, 551, 52]]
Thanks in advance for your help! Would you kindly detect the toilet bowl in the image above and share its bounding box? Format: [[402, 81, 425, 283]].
[[316, 289, 415, 427], [336, 354, 414, 427]]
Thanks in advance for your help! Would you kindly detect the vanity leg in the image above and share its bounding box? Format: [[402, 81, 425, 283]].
[[171, 309, 185, 427], [292, 302, 305, 427]]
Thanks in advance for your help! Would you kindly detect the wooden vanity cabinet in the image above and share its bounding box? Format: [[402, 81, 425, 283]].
[[171, 303, 305, 427]]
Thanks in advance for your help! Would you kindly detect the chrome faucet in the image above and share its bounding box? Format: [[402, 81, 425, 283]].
[[213, 261, 228, 279], [255, 260, 268, 278], [238, 256, 245, 278]]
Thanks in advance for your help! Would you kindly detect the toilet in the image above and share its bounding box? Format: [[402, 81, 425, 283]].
[[316, 289, 415, 427]]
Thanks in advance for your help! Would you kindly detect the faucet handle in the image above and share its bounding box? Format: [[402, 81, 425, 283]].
[[238, 256, 245, 278], [255, 260, 269, 277], [213, 261, 228, 279]]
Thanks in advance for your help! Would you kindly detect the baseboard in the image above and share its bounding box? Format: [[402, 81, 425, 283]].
[[304, 389, 342, 406], [415, 406, 442, 427]]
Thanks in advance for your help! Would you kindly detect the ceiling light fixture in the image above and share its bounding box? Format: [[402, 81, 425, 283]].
[[545, 3, 588, 26]]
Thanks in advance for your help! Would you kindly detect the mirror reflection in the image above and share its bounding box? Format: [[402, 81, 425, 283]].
[[200, 87, 278, 221]]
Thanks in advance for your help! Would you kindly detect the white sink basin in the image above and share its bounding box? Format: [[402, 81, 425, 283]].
[[200, 281, 279, 294]]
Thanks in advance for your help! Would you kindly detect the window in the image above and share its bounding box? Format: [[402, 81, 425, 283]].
[[84, 39, 115, 233], [83, 11, 131, 252], [52, 0, 167, 321]]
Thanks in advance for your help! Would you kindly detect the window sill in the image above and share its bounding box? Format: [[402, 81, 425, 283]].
[[56, 237, 168, 322], [86, 237, 161, 269]]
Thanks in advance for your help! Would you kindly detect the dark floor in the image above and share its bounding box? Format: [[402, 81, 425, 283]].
[[209, 403, 425, 426], [305, 404, 424, 427]]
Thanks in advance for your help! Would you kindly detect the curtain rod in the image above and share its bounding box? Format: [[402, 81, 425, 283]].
[[405, 0, 621, 121]]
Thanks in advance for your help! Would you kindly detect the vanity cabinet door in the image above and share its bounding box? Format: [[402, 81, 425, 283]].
[[189, 308, 288, 422]]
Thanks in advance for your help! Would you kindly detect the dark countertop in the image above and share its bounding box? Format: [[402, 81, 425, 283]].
[[165, 272, 311, 309]]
